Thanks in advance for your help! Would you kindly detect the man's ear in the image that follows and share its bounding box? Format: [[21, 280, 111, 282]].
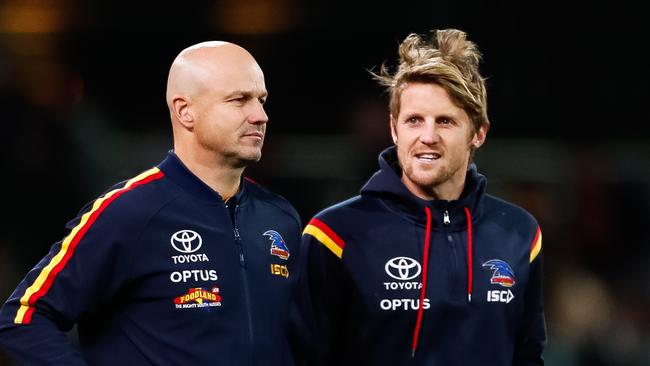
[[472, 124, 488, 149], [172, 96, 194, 130], [390, 115, 398, 144]]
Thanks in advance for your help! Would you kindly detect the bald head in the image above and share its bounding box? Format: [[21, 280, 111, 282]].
[[166, 42, 262, 111], [165, 40, 269, 178]]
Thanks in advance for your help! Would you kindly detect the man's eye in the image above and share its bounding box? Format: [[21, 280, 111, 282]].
[[406, 117, 420, 124], [230, 94, 250, 102], [258, 98, 266, 105]]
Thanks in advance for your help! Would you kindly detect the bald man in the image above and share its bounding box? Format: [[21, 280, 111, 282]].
[[0, 41, 302, 365]]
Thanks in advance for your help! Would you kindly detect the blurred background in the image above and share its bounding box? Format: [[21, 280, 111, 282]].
[[0, 0, 648, 365]]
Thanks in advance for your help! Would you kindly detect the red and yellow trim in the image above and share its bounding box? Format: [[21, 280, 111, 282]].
[[13, 168, 164, 324], [303, 218, 345, 259], [529, 226, 542, 263]]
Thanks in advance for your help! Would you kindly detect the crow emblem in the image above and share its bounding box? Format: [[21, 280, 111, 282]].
[[482, 259, 516, 287], [264, 230, 290, 260]]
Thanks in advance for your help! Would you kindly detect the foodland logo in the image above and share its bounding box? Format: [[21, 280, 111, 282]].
[[174, 287, 222, 309]]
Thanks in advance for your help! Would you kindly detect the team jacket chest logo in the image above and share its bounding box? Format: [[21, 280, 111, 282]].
[[482, 259, 515, 304], [385, 257, 421, 280], [174, 287, 222, 309], [381, 257, 428, 310], [171, 230, 202, 253], [264, 230, 290, 260], [169, 230, 216, 285], [482, 259, 516, 287]]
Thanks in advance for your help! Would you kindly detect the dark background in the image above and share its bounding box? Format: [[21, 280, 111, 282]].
[[1, 1, 648, 365]]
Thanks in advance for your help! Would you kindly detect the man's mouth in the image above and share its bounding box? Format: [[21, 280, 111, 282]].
[[243, 131, 264, 140], [415, 153, 441, 162]]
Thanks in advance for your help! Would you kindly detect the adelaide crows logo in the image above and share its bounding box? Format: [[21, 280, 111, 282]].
[[263, 230, 290, 260], [482, 259, 516, 288]]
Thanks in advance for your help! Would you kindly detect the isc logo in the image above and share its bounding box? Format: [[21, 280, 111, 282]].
[[487, 289, 514, 303], [270, 264, 289, 278]]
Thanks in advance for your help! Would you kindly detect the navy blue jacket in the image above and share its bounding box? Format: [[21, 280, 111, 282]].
[[296, 147, 546, 365], [0, 151, 302, 365]]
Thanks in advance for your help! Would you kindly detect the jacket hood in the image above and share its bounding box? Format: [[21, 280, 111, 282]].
[[360, 146, 487, 229]]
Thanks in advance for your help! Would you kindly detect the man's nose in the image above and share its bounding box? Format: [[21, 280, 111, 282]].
[[419, 120, 439, 144], [248, 100, 268, 125]]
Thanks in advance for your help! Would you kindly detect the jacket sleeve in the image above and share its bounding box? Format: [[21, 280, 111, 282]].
[[514, 227, 547, 366], [0, 197, 135, 365], [291, 218, 348, 366]]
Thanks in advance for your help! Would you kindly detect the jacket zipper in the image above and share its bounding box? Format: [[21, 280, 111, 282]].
[[230, 204, 255, 363], [443, 210, 461, 300]]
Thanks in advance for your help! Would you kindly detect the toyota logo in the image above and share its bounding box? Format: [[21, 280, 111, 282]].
[[171, 230, 202, 253], [385, 257, 421, 280]]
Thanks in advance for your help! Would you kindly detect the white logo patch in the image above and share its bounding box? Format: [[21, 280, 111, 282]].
[[487, 289, 515, 303], [380, 298, 430, 311], [170, 269, 218, 283], [172, 253, 210, 264], [171, 230, 202, 253], [385, 257, 421, 280]]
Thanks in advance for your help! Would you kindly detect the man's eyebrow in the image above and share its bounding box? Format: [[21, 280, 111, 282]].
[[225, 90, 268, 99]]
